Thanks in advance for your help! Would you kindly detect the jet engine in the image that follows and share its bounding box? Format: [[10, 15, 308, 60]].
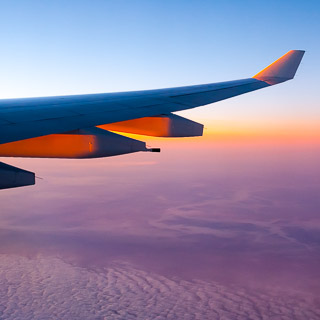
[[0, 127, 158, 159], [0, 162, 35, 189]]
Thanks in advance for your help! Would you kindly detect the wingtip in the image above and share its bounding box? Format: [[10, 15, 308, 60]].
[[291, 49, 305, 54], [253, 50, 305, 85]]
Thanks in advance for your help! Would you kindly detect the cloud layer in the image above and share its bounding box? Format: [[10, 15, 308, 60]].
[[0, 255, 318, 320]]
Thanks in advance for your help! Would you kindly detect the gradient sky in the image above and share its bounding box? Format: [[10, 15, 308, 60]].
[[0, 0, 319, 133], [0, 1, 319, 319]]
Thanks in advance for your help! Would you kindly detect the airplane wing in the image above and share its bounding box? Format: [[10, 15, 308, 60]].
[[0, 50, 305, 189]]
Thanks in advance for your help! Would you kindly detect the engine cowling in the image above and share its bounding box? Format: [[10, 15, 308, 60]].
[[0, 162, 35, 189], [0, 127, 155, 159]]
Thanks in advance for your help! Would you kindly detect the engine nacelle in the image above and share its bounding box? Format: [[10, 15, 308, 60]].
[[0, 162, 35, 189], [0, 127, 154, 159], [98, 113, 203, 137]]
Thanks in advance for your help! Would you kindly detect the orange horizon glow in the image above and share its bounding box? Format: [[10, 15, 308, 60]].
[[203, 121, 320, 143], [0, 120, 318, 160], [118, 120, 320, 146]]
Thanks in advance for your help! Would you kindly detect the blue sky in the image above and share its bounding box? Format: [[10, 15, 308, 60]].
[[0, 0, 319, 125]]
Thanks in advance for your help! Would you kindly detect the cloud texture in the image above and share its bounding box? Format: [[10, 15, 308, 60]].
[[0, 255, 318, 320]]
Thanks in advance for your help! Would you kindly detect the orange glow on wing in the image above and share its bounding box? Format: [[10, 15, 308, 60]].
[[253, 50, 305, 85], [0, 134, 96, 158], [98, 117, 171, 137], [98, 114, 203, 138]]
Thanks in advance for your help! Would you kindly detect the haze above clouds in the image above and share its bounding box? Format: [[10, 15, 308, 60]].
[[1, 144, 319, 319]]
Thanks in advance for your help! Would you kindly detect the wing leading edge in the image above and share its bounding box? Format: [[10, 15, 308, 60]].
[[0, 50, 304, 145], [0, 50, 304, 189]]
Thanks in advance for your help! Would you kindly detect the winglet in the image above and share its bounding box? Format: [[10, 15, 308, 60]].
[[253, 50, 305, 85]]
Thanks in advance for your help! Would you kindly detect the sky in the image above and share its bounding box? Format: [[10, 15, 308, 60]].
[[0, 1, 320, 319], [0, 0, 319, 131]]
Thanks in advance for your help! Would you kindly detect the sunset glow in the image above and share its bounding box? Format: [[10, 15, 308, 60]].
[[0, 0, 319, 319]]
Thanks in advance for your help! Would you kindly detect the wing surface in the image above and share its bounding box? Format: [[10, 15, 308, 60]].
[[0, 50, 304, 145]]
